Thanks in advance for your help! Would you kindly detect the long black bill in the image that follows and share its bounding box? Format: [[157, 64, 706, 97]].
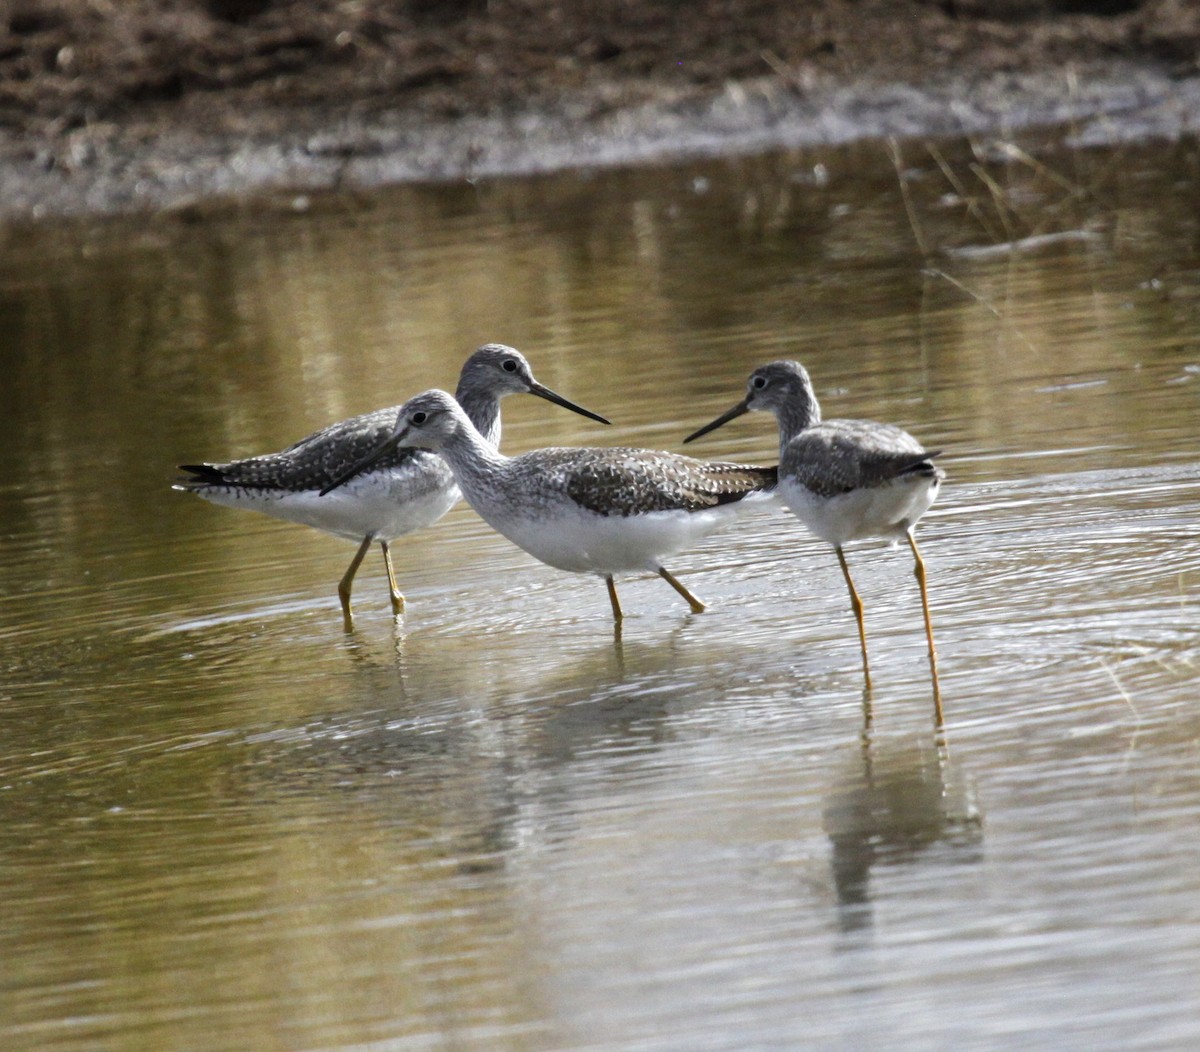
[[528, 381, 611, 425], [682, 398, 750, 444], [319, 426, 409, 496]]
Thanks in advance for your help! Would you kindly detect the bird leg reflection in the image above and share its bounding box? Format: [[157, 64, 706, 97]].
[[860, 683, 875, 751]]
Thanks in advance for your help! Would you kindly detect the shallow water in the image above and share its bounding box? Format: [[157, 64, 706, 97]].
[[1, 131, 1198, 1051]]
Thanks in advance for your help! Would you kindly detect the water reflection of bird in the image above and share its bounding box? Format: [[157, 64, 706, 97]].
[[685, 360, 944, 702], [321, 390, 778, 620], [823, 712, 983, 934], [175, 345, 609, 626], [524, 626, 716, 754]]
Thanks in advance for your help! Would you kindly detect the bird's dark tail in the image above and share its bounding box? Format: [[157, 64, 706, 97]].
[[177, 463, 231, 486], [710, 463, 778, 506]]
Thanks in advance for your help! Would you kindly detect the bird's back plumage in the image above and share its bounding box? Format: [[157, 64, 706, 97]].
[[557, 449, 777, 515], [177, 406, 421, 495], [782, 420, 942, 499]]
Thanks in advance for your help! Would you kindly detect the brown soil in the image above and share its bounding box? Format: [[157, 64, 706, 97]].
[[2, 1, 1199, 217]]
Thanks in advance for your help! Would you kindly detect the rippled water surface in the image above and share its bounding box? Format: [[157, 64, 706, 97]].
[[2, 132, 1198, 1051]]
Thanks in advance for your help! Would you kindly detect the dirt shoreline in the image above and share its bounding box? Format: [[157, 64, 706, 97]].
[[3, 1, 1199, 222], [3, 61, 1198, 222]]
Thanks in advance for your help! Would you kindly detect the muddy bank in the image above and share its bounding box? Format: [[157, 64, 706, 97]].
[[2, 1, 1199, 220], [3, 62, 1198, 222]]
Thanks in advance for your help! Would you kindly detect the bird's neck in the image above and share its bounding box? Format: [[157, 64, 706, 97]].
[[776, 387, 821, 447], [435, 418, 510, 497], [454, 385, 503, 448]]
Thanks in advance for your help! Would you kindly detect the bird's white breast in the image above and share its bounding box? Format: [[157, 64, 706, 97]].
[[780, 474, 939, 545], [479, 502, 744, 575]]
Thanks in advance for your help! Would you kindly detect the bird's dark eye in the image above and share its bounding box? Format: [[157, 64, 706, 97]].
[[502, 359, 518, 373], [411, 411, 428, 425], [752, 375, 767, 389]]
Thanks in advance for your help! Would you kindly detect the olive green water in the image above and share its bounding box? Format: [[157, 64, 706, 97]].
[[1, 132, 1198, 1051]]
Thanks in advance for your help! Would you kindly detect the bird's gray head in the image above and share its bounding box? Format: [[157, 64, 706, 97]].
[[459, 344, 538, 397], [742, 360, 815, 415], [389, 389, 464, 451], [457, 343, 611, 424], [683, 360, 818, 444]]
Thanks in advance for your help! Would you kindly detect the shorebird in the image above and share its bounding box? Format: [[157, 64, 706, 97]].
[[685, 360, 943, 693], [320, 390, 778, 621], [176, 345, 609, 624]]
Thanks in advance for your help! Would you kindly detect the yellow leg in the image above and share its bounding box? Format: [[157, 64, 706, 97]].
[[338, 534, 374, 627], [380, 541, 405, 615], [658, 567, 706, 614], [907, 530, 943, 726], [606, 575, 624, 622], [836, 545, 872, 690]]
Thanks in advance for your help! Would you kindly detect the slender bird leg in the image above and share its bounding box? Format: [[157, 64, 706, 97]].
[[605, 575, 624, 622], [836, 545, 872, 690], [658, 567, 706, 614], [379, 541, 405, 615], [338, 534, 374, 627], [906, 531, 938, 667], [907, 530, 943, 727]]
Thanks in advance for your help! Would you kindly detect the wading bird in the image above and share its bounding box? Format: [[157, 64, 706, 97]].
[[176, 345, 609, 625], [321, 389, 777, 621]]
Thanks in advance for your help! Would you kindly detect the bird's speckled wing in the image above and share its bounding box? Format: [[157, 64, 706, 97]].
[[178, 406, 422, 492], [784, 420, 942, 498], [523, 447, 778, 516]]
